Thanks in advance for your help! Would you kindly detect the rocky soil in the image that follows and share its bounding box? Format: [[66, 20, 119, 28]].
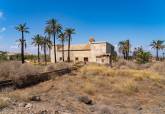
[[0, 65, 165, 114]]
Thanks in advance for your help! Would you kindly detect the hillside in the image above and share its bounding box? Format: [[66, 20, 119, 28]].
[[0, 61, 165, 114]]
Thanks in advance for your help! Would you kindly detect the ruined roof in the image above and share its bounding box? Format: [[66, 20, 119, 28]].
[[96, 53, 111, 58], [57, 44, 91, 51]]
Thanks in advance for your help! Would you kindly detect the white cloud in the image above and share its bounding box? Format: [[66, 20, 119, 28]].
[[0, 27, 6, 32], [0, 11, 3, 18]]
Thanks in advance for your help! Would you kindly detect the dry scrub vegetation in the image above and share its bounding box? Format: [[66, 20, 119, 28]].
[[0, 61, 73, 80], [0, 61, 164, 113], [80, 62, 165, 95], [0, 61, 43, 81]]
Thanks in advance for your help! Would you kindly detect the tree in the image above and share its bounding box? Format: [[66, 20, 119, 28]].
[[58, 32, 66, 61], [15, 23, 29, 63], [136, 47, 151, 64], [118, 40, 130, 60], [44, 26, 52, 57], [150, 40, 164, 60], [64, 28, 75, 62], [32, 34, 42, 63], [46, 19, 62, 63], [41, 36, 52, 65]]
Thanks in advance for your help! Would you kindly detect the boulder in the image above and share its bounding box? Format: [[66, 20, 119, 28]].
[[37, 110, 49, 114], [78, 96, 93, 105], [18, 102, 26, 107], [25, 103, 32, 109], [30, 95, 41, 101]]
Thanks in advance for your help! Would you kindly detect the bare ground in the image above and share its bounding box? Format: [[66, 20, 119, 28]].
[[0, 63, 165, 114]]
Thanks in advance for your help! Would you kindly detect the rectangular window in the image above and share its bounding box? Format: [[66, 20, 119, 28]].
[[84, 57, 88, 62], [60, 57, 62, 61], [75, 57, 79, 61]]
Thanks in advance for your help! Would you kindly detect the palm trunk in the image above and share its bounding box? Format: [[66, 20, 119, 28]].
[[44, 44, 47, 65], [48, 34, 51, 58], [53, 32, 57, 63], [38, 44, 40, 63], [126, 51, 128, 60], [62, 40, 64, 62], [123, 51, 126, 59], [127, 40, 129, 60], [67, 35, 71, 62], [156, 48, 159, 61], [21, 31, 25, 64]]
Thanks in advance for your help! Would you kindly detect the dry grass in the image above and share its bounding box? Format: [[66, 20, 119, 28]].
[[0, 63, 164, 113], [0, 61, 44, 81], [82, 81, 97, 95], [0, 97, 9, 109], [114, 80, 138, 95], [0, 61, 22, 80], [45, 62, 73, 72], [0, 61, 74, 88], [0, 61, 164, 113], [80, 64, 163, 81], [150, 61, 165, 75], [2, 80, 54, 102], [79, 63, 165, 95], [114, 59, 154, 70]]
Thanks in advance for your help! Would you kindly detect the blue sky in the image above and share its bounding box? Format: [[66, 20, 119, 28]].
[[0, 0, 165, 55]]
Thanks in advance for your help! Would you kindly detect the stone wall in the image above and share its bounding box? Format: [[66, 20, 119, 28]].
[[51, 48, 91, 63], [51, 42, 114, 64]]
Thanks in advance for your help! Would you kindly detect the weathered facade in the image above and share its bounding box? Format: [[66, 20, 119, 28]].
[[51, 39, 115, 64]]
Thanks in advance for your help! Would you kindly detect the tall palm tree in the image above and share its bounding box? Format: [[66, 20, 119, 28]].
[[64, 28, 75, 62], [32, 34, 42, 63], [44, 26, 52, 57], [15, 23, 29, 63], [126, 40, 130, 59], [58, 32, 65, 61], [17, 39, 27, 50], [150, 40, 164, 60], [118, 40, 130, 60], [41, 36, 52, 65], [46, 19, 62, 63], [118, 41, 126, 59]]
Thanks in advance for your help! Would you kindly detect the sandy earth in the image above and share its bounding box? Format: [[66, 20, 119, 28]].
[[0, 70, 165, 114]]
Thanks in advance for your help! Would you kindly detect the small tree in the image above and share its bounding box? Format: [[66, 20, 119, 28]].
[[135, 47, 151, 64]]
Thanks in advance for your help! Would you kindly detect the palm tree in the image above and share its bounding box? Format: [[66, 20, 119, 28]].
[[32, 34, 42, 63], [58, 32, 65, 61], [64, 28, 75, 62], [46, 19, 62, 63], [17, 39, 27, 50], [15, 23, 29, 63], [118, 41, 126, 59], [44, 26, 52, 57], [118, 40, 130, 60], [150, 40, 164, 60], [126, 40, 130, 59], [41, 36, 52, 65]]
